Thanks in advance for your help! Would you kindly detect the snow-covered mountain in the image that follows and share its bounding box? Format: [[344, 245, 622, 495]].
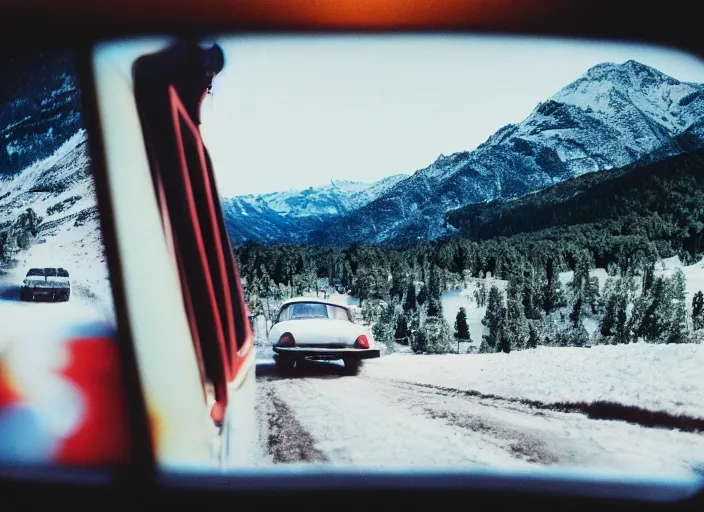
[[299, 60, 704, 246], [221, 174, 407, 244]]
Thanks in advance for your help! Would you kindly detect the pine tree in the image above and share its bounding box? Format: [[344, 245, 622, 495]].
[[600, 294, 617, 337], [454, 307, 470, 340], [394, 314, 410, 344], [584, 276, 600, 314], [416, 284, 428, 305], [497, 324, 511, 353], [570, 321, 589, 347], [569, 250, 590, 300], [527, 322, 539, 349], [419, 316, 454, 354], [569, 297, 583, 329], [615, 295, 629, 344], [522, 265, 542, 320], [411, 326, 427, 353], [643, 262, 655, 293], [390, 272, 405, 303], [667, 269, 687, 344], [427, 264, 442, 300], [636, 277, 667, 343], [427, 296, 442, 317], [372, 305, 395, 351], [693, 291, 704, 331], [542, 258, 566, 314], [481, 285, 505, 353], [504, 295, 528, 350], [403, 281, 417, 312]]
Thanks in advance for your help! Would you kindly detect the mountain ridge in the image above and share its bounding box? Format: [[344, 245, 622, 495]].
[[220, 59, 704, 246]]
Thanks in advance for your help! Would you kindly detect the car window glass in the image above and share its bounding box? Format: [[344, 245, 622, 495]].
[[95, 34, 704, 478], [200, 34, 704, 476], [326, 305, 350, 321], [289, 302, 327, 319], [0, 49, 129, 469]]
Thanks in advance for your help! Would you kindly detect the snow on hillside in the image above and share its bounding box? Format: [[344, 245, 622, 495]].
[[363, 342, 704, 419], [306, 61, 704, 246], [228, 174, 408, 219], [552, 60, 703, 138], [0, 129, 114, 326], [441, 276, 507, 351], [557, 257, 704, 337]]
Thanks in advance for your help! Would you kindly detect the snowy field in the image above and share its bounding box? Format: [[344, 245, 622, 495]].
[[363, 343, 704, 419]]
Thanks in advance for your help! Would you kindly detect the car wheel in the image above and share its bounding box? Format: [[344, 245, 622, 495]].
[[342, 358, 361, 376], [19, 289, 29, 301], [274, 355, 296, 375]]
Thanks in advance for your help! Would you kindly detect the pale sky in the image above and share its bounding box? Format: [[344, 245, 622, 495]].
[[193, 35, 704, 197]]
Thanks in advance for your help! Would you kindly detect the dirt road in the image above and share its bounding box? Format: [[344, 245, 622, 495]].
[[255, 354, 704, 476]]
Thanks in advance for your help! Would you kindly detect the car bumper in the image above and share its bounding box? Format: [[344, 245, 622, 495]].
[[272, 347, 381, 360], [21, 286, 69, 297]]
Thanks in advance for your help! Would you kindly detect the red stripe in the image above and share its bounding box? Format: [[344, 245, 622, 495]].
[[55, 337, 131, 466], [169, 87, 229, 405]]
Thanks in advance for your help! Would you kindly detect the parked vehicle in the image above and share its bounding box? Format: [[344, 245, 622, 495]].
[[19, 267, 71, 302], [268, 297, 380, 375]]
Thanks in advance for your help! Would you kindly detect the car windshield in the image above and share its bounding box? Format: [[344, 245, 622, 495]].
[[57, 268, 69, 277], [93, 35, 704, 481], [43, 268, 57, 277], [26, 268, 44, 277], [277, 302, 350, 322]]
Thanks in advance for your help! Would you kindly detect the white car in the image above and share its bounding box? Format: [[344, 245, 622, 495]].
[[268, 297, 380, 375], [19, 267, 71, 302]]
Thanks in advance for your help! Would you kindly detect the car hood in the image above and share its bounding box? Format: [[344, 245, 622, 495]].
[[270, 318, 369, 345]]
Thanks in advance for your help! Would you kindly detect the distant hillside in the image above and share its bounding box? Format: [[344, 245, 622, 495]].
[[445, 148, 704, 257]]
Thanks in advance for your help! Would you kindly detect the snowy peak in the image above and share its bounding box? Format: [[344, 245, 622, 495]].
[[220, 173, 409, 244], [222, 60, 704, 247], [225, 173, 408, 220], [551, 60, 704, 138], [304, 60, 704, 246]]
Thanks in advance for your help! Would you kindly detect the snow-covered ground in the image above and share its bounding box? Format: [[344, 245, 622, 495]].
[[11, 218, 114, 326], [440, 276, 506, 351], [362, 343, 704, 419], [256, 351, 704, 476], [0, 129, 115, 326], [254, 272, 704, 475]]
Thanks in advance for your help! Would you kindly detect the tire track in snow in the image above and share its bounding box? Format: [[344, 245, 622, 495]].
[[254, 361, 704, 474], [256, 379, 329, 464], [371, 376, 704, 473], [383, 379, 704, 434]]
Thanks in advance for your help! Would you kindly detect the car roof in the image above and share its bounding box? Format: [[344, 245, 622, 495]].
[[280, 297, 352, 309]]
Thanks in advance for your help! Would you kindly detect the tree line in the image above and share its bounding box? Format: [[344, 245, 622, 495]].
[[236, 149, 704, 353]]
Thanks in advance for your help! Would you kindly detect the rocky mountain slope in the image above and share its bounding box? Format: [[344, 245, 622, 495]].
[[222, 60, 704, 247], [221, 174, 407, 244]]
